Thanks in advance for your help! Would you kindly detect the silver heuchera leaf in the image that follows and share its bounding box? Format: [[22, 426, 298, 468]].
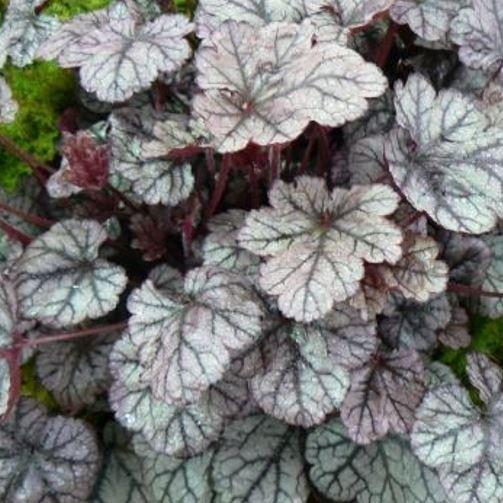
[[306, 418, 446, 503], [250, 324, 350, 427], [305, 0, 394, 45], [348, 134, 387, 184], [344, 90, 395, 142], [411, 385, 485, 470], [239, 176, 401, 322], [109, 107, 194, 206], [0, 398, 101, 502], [438, 303, 471, 349], [380, 235, 448, 303], [412, 375, 503, 503], [37, 4, 110, 62], [438, 458, 503, 503], [134, 436, 215, 503], [0, 0, 59, 67], [44, 2, 193, 102], [380, 293, 451, 352], [15, 219, 128, 327], [390, 1, 467, 42], [212, 415, 309, 503], [451, 0, 503, 81], [193, 20, 387, 153], [479, 235, 503, 317], [440, 232, 491, 287], [93, 424, 152, 503], [466, 352, 502, 405], [141, 114, 201, 159], [341, 348, 426, 444], [195, 0, 392, 45], [194, 0, 308, 38], [202, 209, 260, 278], [109, 332, 224, 457], [0, 77, 18, 124], [0, 359, 10, 417], [386, 73, 503, 234], [36, 334, 116, 410], [128, 267, 262, 405], [426, 361, 460, 388]]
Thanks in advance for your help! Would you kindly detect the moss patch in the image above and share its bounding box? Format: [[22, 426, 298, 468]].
[[44, 0, 112, 20], [439, 314, 503, 403], [0, 62, 76, 190]]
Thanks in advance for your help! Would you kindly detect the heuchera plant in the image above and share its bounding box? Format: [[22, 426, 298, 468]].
[[1, 0, 503, 501]]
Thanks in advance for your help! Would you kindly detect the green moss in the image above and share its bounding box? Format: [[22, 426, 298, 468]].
[[439, 314, 503, 403], [21, 358, 59, 412], [0, 61, 76, 190], [44, 0, 112, 20], [173, 0, 198, 16]]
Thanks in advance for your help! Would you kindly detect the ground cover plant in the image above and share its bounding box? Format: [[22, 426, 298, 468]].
[[1, 0, 503, 501]]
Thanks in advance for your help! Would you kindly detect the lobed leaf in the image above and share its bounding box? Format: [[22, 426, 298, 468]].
[[451, 0, 503, 81], [341, 348, 425, 444], [15, 219, 128, 327], [127, 267, 262, 405], [193, 20, 387, 153], [411, 384, 485, 470], [109, 107, 194, 206], [251, 324, 350, 427], [239, 176, 402, 321], [212, 414, 309, 502], [202, 209, 260, 278], [93, 423, 152, 503], [390, 1, 468, 41], [306, 418, 446, 502], [36, 334, 116, 410], [41, 2, 193, 102], [135, 436, 215, 503], [0, 0, 59, 67], [0, 398, 101, 502], [109, 332, 224, 457], [380, 293, 451, 352], [466, 351, 503, 405], [387, 73, 503, 234]]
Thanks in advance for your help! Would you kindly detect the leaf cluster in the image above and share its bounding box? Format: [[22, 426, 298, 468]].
[[0, 0, 502, 502]]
